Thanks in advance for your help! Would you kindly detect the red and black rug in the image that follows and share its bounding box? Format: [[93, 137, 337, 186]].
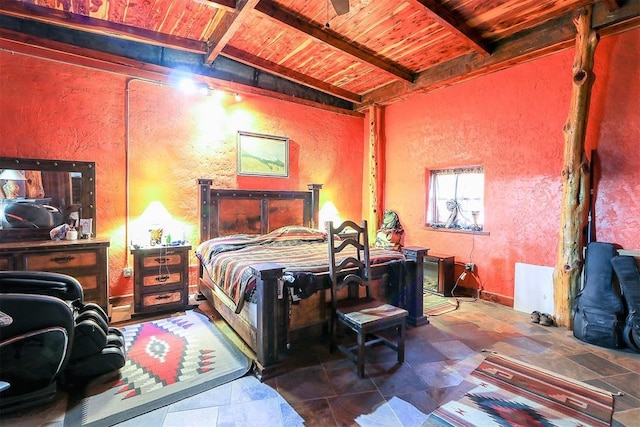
[[425, 352, 616, 427], [64, 310, 251, 426]]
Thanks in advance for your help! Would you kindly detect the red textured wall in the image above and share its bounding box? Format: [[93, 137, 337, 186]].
[[0, 50, 363, 299], [383, 28, 640, 300], [1, 28, 638, 304]]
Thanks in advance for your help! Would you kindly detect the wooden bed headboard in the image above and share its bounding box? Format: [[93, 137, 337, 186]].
[[197, 180, 323, 242]]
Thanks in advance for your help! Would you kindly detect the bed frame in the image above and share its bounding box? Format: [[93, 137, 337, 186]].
[[197, 179, 427, 380]]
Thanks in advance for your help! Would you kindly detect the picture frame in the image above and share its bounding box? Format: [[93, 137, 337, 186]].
[[237, 131, 289, 177]]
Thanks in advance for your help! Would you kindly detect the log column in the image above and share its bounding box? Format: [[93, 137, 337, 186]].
[[368, 105, 383, 241], [553, 6, 599, 328]]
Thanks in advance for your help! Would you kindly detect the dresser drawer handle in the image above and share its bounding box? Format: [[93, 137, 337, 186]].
[[51, 256, 75, 264], [154, 257, 168, 264], [155, 275, 170, 283], [155, 294, 171, 300]]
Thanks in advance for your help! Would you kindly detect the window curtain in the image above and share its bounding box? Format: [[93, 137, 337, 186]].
[[430, 166, 483, 228]]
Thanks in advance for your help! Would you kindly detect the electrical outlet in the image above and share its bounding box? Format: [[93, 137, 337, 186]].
[[123, 267, 133, 278], [465, 263, 475, 272]]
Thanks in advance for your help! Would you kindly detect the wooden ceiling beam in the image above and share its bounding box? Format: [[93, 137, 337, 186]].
[[0, 28, 361, 117], [358, 0, 640, 109], [254, 0, 414, 83], [0, 0, 207, 54], [408, 0, 492, 55], [222, 45, 361, 102], [205, 0, 259, 64], [193, 0, 237, 13]]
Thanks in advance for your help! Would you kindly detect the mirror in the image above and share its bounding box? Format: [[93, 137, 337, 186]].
[[0, 157, 96, 242]]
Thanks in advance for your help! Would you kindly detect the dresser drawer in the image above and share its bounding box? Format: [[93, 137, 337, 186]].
[[141, 290, 184, 309], [141, 253, 183, 268], [76, 274, 98, 291], [141, 271, 183, 288], [24, 250, 97, 270], [0, 256, 12, 270]]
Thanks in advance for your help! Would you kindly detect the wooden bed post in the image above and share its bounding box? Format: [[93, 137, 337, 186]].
[[553, 6, 598, 328], [251, 262, 286, 380], [307, 183, 323, 229], [198, 179, 213, 242]]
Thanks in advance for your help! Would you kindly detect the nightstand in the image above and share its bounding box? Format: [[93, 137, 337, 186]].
[[130, 244, 191, 315]]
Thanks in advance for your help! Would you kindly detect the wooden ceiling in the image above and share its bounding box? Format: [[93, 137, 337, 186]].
[[0, 0, 639, 113]]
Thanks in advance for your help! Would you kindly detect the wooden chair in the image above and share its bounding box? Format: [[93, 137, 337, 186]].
[[326, 219, 408, 378]]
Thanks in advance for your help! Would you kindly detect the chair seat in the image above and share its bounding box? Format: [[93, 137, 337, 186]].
[[339, 303, 408, 328]]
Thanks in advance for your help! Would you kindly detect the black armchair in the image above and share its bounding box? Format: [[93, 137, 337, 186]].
[[0, 271, 126, 413]]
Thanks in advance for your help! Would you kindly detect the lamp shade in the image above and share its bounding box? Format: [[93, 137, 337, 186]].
[[319, 201, 340, 230], [0, 169, 26, 181], [0, 169, 26, 199]]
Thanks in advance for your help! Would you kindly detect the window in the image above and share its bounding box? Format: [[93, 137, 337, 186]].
[[427, 166, 484, 231]]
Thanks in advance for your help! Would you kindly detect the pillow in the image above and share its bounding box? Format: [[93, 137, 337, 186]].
[[260, 226, 327, 243]]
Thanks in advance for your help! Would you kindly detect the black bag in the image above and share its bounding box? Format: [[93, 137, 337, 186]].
[[573, 242, 624, 348], [611, 255, 640, 352]]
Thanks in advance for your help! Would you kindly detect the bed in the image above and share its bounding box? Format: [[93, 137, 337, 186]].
[[196, 180, 427, 380]]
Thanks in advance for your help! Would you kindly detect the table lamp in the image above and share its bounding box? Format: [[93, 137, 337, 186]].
[[0, 169, 26, 199]]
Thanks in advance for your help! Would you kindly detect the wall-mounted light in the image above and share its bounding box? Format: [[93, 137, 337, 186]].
[[0, 169, 26, 199], [177, 78, 213, 96]]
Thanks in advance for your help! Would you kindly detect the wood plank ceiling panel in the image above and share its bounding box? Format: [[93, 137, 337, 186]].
[[271, 0, 475, 73], [444, 0, 596, 41], [19, 0, 221, 42], [228, 12, 395, 93]]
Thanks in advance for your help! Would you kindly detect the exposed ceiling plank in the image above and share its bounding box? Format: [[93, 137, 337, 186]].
[[408, 0, 492, 55], [0, 28, 362, 117], [205, 0, 259, 64], [254, 0, 415, 83], [0, 0, 207, 54], [359, 0, 640, 109], [222, 45, 361, 102]]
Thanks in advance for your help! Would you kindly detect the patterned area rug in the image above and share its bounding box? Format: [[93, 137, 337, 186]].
[[64, 310, 251, 426], [424, 352, 616, 427], [423, 292, 459, 316]]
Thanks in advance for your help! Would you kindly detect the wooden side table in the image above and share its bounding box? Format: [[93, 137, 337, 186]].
[[130, 244, 191, 315]]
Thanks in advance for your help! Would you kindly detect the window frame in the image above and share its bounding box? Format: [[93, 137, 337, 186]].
[[426, 165, 485, 232]]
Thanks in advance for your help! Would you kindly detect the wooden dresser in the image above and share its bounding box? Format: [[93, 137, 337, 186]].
[[0, 238, 110, 311], [130, 244, 191, 315]]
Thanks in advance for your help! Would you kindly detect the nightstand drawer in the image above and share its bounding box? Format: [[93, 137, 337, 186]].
[[142, 271, 183, 288], [24, 250, 97, 270], [141, 253, 183, 268], [142, 290, 184, 309]]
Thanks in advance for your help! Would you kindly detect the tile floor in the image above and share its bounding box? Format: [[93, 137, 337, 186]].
[[4, 298, 640, 426]]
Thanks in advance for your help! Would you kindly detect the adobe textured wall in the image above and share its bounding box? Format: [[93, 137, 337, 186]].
[[383, 28, 640, 299]]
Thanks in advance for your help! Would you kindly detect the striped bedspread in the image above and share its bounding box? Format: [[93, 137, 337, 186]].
[[196, 226, 406, 313]]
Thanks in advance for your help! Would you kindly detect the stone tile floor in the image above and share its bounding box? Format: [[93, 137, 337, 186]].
[[4, 298, 640, 426]]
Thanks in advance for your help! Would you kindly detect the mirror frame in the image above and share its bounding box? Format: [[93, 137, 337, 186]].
[[0, 157, 96, 242]]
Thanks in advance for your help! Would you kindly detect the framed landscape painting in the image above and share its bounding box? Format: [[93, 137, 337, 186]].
[[237, 131, 289, 177]]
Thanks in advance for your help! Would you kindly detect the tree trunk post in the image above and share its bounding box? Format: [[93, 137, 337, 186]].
[[368, 105, 383, 241], [553, 6, 599, 328]]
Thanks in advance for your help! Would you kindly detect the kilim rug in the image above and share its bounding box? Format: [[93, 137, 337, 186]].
[[423, 292, 459, 316], [424, 352, 617, 427], [63, 309, 251, 426]]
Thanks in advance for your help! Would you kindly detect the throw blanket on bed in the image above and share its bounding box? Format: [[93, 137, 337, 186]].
[[196, 226, 406, 313]]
